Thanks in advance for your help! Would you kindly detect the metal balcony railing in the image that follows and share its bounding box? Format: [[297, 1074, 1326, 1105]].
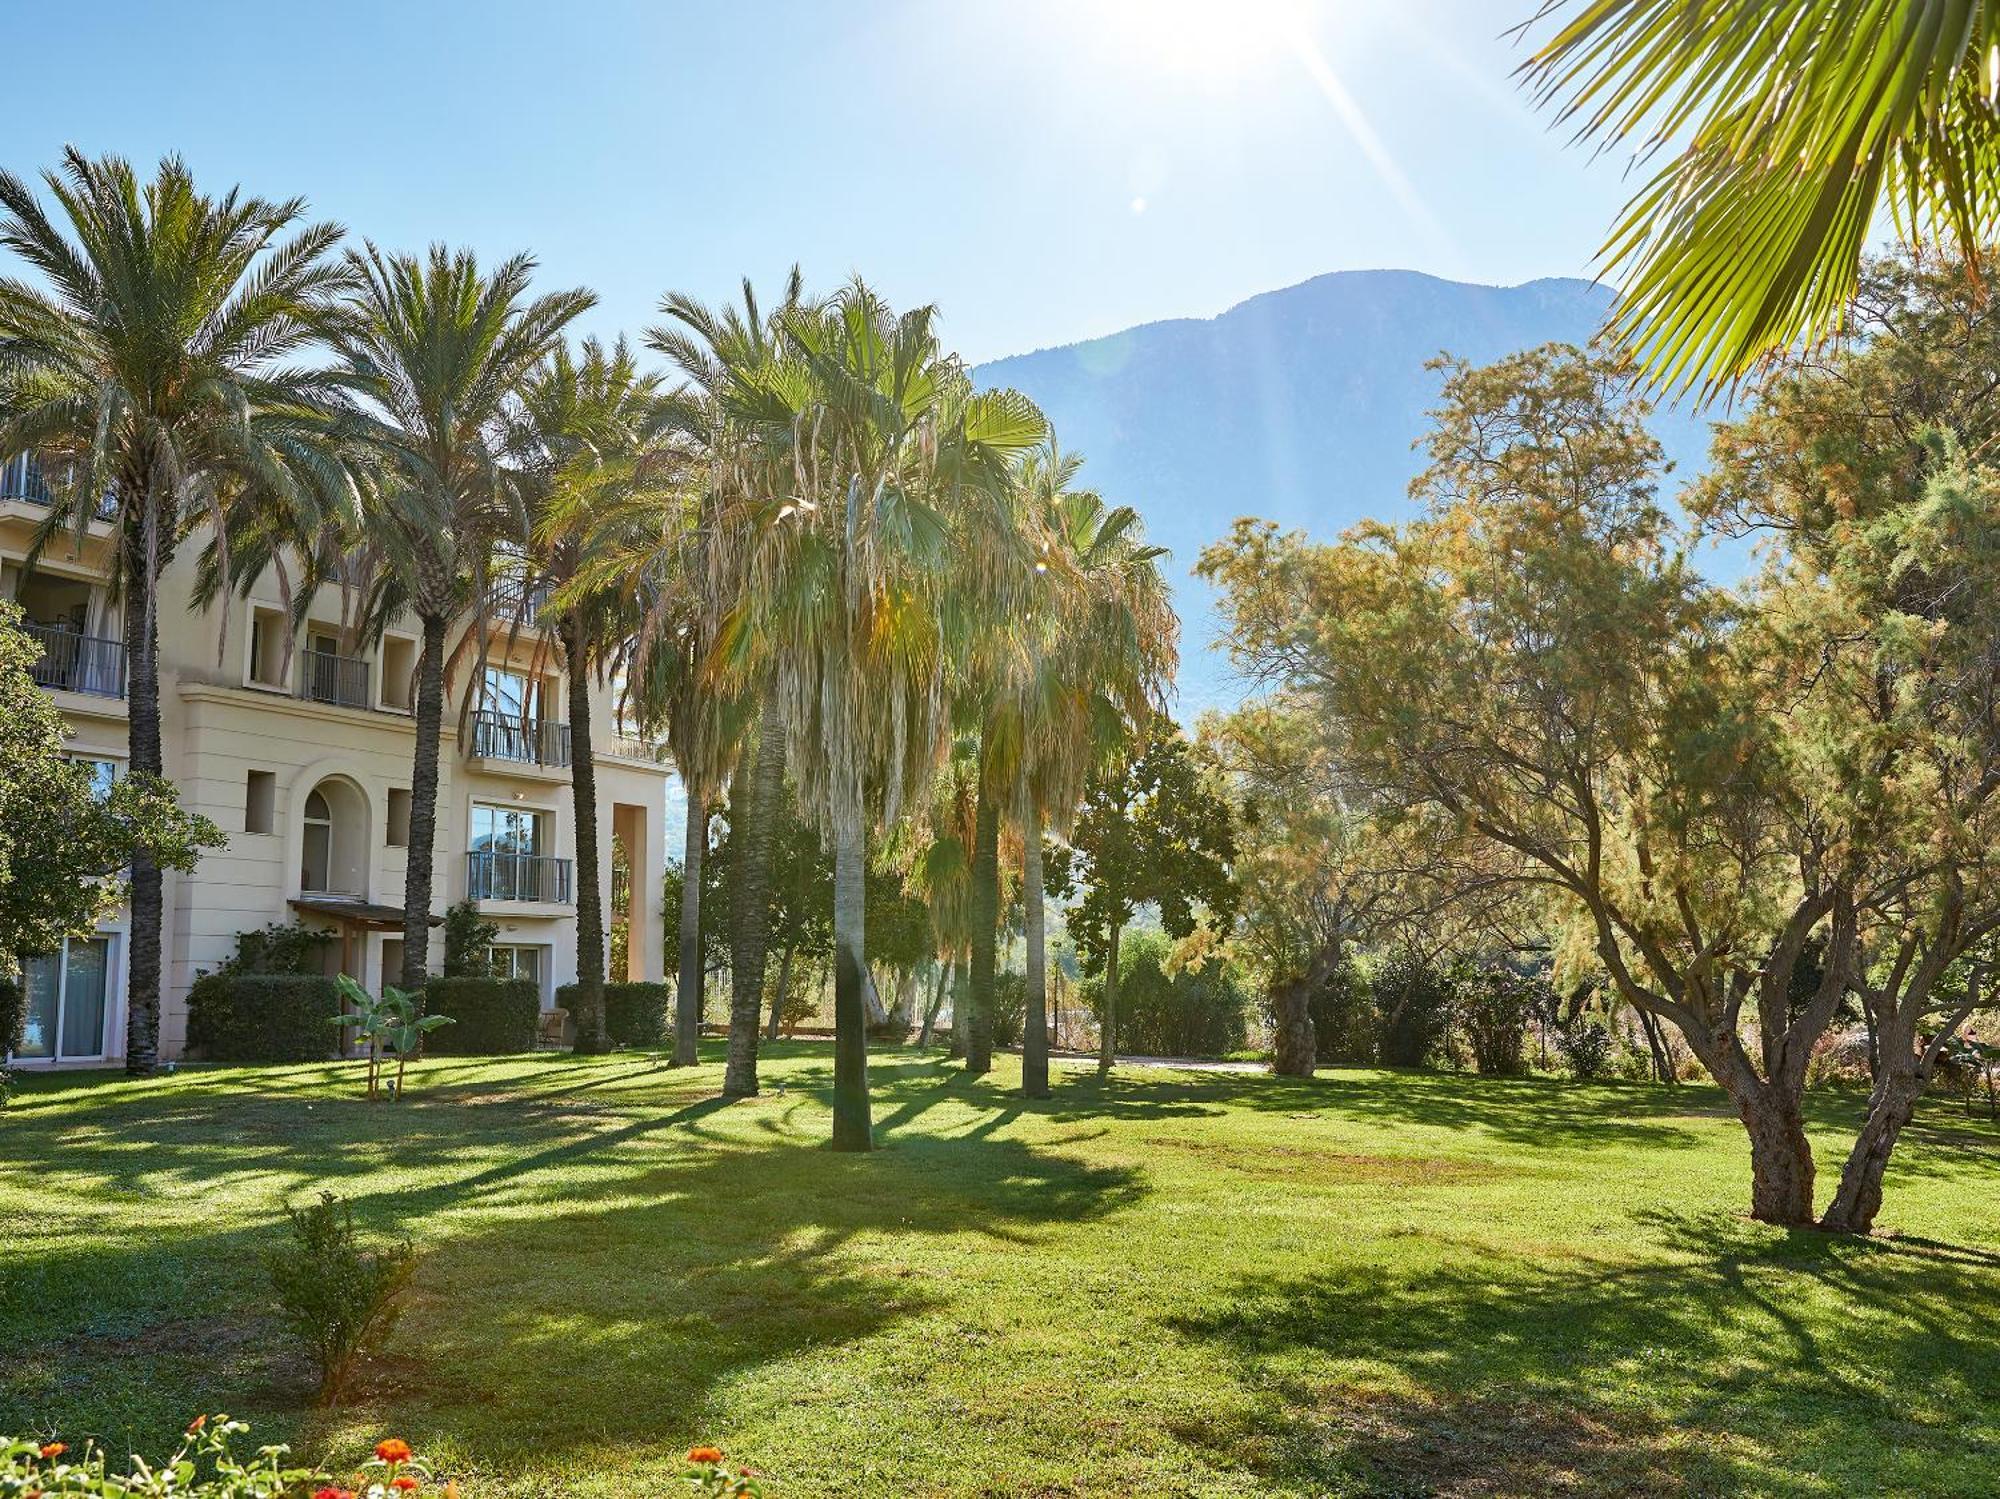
[[487, 576, 550, 629], [22, 621, 127, 698], [0, 454, 118, 519], [466, 850, 572, 904], [470, 709, 572, 768], [298, 649, 370, 709]]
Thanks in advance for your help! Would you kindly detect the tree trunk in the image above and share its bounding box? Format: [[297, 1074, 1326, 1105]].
[[764, 940, 796, 1040], [1820, 1037, 1924, 1234], [966, 761, 999, 1075], [565, 622, 610, 1055], [1021, 782, 1050, 1099], [1637, 1008, 1675, 1086], [1271, 975, 1316, 1077], [120, 525, 164, 1076], [673, 783, 706, 1065], [947, 964, 968, 1059], [862, 965, 891, 1028], [1097, 920, 1122, 1076], [919, 960, 950, 1047], [830, 799, 872, 1151], [1715, 1061, 1817, 1226], [400, 612, 449, 992], [724, 696, 785, 1096]]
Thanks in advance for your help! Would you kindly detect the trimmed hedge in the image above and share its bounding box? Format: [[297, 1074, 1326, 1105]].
[[556, 980, 670, 1047], [186, 972, 342, 1062], [420, 976, 540, 1054], [0, 976, 23, 1058]]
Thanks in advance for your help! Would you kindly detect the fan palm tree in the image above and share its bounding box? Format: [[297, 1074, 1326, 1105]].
[[510, 337, 670, 1052], [328, 244, 592, 989], [0, 150, 351, 1074], [1522, 2, 2000, 394], [714, 279, 1045, 1148]]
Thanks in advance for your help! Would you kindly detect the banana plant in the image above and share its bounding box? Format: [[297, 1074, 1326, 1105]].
[[331, 976, 453, 1100]]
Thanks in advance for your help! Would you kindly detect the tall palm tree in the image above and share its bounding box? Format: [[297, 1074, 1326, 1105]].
[[329, 244, 592, 990], [713, 280, 1045, 1148], [0, 151, 351, 1074], [511, 337, 669, 1053], [1523, 2, 2000, 393]]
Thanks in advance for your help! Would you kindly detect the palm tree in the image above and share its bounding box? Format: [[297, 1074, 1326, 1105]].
[[644, 274, 807, 1090], [1522, 3, 2000, 393], [329, 244, 592, 990], [711, 280, 1045, 1148], [0, 151, 350, 1074], [511, 337, 669, 1053]]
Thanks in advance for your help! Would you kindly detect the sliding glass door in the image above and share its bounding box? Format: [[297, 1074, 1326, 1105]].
[[16, 936, 111, 1062]]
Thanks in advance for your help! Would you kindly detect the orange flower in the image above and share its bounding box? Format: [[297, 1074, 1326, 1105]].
[[314, 1489, 354, 1499], [38, 1443, 66, 1460], [375, 1439, 414, 1464], [392, 1478, 420, 1492], [685, 1445, 725, 1465]]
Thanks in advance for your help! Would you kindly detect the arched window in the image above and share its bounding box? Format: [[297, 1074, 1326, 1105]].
[[301, 788, 333, 892]]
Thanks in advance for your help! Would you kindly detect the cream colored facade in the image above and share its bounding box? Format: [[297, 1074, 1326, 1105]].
[[2, 475, 671, 1065]]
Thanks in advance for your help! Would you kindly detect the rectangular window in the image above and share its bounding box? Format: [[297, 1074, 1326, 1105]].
[[248, 608, 288, 688], [488, 944, 544, 986], [69, 757, 117, 801], [380, 636, 416, 711], [386, 788, 411, 847], [245, 770, 276, 835], [470, 803, 545, 856], [16, 936, 111, 1062]]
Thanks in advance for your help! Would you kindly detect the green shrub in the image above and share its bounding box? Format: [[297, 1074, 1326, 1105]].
[[1456, 963, 1540, 1076], [219, 921, 333, 976], [0, 975, 22, 1058], [1306, 960, 1374, 1064], [1083, 930, 1250, 1058], [264, 1190, 415, 1405], [1372, 952, 1454, 1067], [186, 973, 341, 1062], [1557, 1020, 1615, 1081], [555, 980, 669, 1046], [419, 976, 539, 1054], [990, 971, 1027, 1048], [442, 899, 498, 977]]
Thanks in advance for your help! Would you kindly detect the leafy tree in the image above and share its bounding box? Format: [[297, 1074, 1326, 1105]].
[[1202, 331, 2000, 1231], [0, 151, 348, 1072], [441, 899, 498, 978], [0, 601, 220, 978], [1047, 723, 1238, 1074], [328, 244, 591, 993], [1522, 2, 2000, 394], [1077, 928, 1251, 1058]]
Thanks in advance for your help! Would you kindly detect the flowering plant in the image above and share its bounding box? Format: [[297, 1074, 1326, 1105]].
[[684, 1445, 763, 1497], [1, 1415, 315, 1496]]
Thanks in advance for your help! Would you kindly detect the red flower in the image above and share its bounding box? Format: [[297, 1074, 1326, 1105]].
[[375, 1439, 414, 1464], [392, 1478, 420, 1492], [38, 1443, 66, 1460], [314, 1489, 354, 1499], [187, 1415, 208, 1433], [686, 1445, 725, 1465]]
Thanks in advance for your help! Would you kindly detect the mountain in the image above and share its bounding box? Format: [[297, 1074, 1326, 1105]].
[[975, 269, 1714, 712]]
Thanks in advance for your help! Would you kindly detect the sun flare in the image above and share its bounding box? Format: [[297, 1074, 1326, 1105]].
[[1092, 0, 1315, 81]]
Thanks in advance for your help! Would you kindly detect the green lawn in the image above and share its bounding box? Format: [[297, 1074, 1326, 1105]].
[[5, 1045, 1998, 1497]]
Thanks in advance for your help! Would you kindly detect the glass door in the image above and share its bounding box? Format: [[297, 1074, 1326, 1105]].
[[14, 937, 111, 1061]]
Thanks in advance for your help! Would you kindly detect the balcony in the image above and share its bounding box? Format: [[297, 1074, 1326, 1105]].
[[1, 454, 119, 520], [297, 649, 370, 709], [22, 621, 126, 699], [470, 709, 571, 769], [488, 576, 550, 630], [466, 850, 572, 904]]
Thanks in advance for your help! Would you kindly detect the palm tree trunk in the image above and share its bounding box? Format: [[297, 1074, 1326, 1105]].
[[966, 760, 1000, 1075], [919, 960, 950, 1047], [564, 619, 610, 1055], [1021, 778, 1050, 1098], [400, 611, 449, 991], [120, 514, 164, 1075], [724, 696, 786, 1095], [673, 784, 707, 1064], [830, 797, 872, 1151], [1097, 919, 1122, 1076], [765, 939, 796, 1040]]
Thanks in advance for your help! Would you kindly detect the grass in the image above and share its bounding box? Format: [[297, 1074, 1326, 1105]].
[[4, 1043, 1998, 1497]]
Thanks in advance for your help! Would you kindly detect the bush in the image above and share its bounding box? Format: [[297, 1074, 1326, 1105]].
[[1556, 1019, 1615, 1081], [185, 973, 341, 1062], [442, 899, 498, 977], [0, 975, 22, 1058], [1372, 952, 1454, 1067], [990, 971, 1027, 1048], [264, 1190, 415, 1405], [1456, 963, 1539, 1076], [555, 980, 669, 1046], [1306, 960, 1374, 1064], [419, 976, 539, 1054], [218, 921, 333, 976], [1084, 931, 1251, 1058]]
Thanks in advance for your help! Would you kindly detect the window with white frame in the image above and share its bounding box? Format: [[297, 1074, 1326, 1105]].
[[487, 944, 545, 987]]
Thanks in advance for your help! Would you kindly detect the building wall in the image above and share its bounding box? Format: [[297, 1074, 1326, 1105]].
[[2, 494, 671, 1064]]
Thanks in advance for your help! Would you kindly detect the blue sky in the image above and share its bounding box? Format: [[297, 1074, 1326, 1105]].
[[3, 0, 1643, 363]]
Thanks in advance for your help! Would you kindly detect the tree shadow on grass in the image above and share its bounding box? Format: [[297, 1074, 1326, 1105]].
[[1166, 1208, 2000, 1497]]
